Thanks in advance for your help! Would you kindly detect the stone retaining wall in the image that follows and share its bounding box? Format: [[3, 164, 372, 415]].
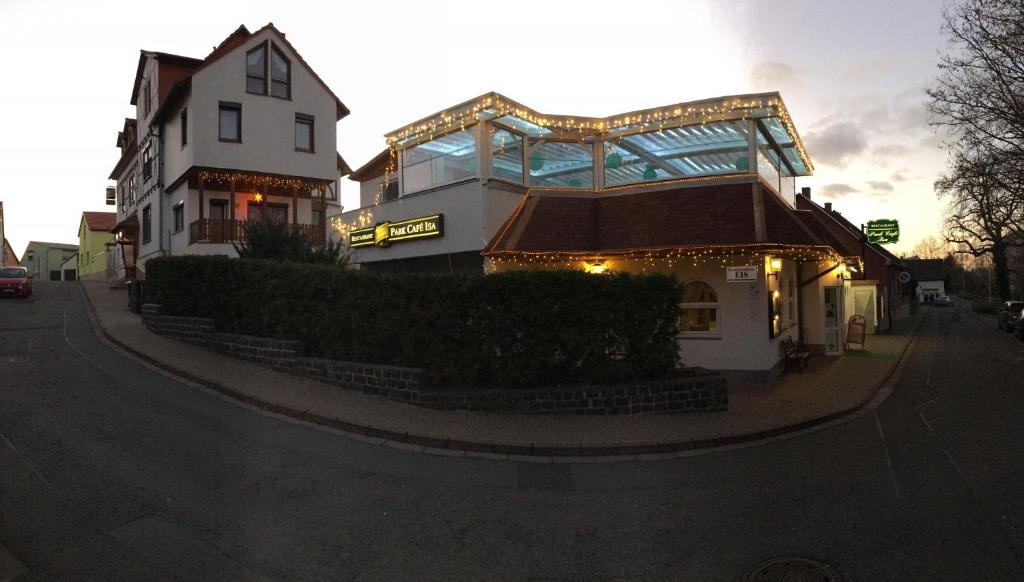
[[141, 303, 727, 414]]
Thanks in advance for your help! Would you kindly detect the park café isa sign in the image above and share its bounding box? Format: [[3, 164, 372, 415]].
[[866, 219, 900, 244]]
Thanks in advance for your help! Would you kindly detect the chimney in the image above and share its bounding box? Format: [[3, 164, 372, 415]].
[[800, 186, 811, 200], [824, 202, 833, 212]]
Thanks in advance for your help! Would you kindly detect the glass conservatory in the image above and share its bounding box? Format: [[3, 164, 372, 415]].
[[384, 92, 813, 200]]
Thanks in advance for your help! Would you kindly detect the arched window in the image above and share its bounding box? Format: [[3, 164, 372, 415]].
[[680, 280, 719, 334]]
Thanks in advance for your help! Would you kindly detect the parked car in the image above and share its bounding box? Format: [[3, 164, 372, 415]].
[[997, 301, 1024, 331], [933, 295, 953, 307], [0, 266, 32, 298]]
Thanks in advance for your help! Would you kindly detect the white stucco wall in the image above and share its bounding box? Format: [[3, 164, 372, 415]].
[[189, 29, 337, 182], [916, 280, 946, 301]]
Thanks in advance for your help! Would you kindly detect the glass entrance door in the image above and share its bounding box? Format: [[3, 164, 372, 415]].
[[824, 286, 845, 355]]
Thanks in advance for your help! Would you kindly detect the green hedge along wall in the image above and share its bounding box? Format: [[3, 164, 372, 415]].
[[146, 256, 682, 389]]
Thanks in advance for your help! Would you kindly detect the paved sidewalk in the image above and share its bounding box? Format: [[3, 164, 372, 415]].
[[81, 281, 925, 456]]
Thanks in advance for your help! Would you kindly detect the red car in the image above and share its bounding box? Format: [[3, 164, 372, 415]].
[[0, 266, 32, 298]]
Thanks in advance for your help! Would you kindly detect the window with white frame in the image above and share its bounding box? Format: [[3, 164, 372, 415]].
[[680, 280, 719, 334], [173, 202, 184, 232]]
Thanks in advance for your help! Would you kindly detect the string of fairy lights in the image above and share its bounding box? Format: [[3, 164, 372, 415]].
[[381, 92, 814, 174], [484, 245, 848, 274], [330, 92, 831, 273], [197, 170, 330, 193]]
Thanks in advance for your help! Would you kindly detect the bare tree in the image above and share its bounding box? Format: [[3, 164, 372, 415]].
[[928, 0, 1024, 299], [910, 235, 951, 259], [928, 0, 1024, 161], [935, 146, 1023, 299]]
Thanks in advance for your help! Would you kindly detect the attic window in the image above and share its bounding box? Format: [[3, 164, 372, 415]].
[[246, 45, 267, 94], [270, 44, 290, 99]]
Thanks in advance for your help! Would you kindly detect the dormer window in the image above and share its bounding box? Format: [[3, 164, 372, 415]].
[[270, 44, 290, 99], [246, 45, 267, 94]]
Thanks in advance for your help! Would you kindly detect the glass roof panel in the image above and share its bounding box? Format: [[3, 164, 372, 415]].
[[494, 115, 553, 137]]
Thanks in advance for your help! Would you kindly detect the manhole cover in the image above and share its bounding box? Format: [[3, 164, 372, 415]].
[[0, 355, 29, 365], [743, 557, 842, 582]]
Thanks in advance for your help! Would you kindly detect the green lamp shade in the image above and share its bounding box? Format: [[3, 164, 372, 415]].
[[605, 152, 622, 169], [735, 156, 749, 171], [642, 165, 657, 180], [568, 179, 582, 187], [529, 152, 545, 171]]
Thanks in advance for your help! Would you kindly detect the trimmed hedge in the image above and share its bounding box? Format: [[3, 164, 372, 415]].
[[146, 256, 682, 389]]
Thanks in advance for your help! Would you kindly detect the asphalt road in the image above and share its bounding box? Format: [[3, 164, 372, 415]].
[[1, 282, 1023, 581]]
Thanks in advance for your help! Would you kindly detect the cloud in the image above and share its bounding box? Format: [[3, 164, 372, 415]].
[[820, 183, 859, 197], [804, 122, 867, 167], [749, 61, 801, 90], [892, 172, 906, 182], [873, 143, 910, 157], [867, 180, 894, 192]]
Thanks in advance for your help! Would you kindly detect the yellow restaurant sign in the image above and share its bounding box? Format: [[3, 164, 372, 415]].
[[350, 214, 444, 248]]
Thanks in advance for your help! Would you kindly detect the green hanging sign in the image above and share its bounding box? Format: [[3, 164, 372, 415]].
[[866, 219, 900, 244]]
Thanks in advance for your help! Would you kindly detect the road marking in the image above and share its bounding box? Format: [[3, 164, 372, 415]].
[[872, 411, 900, 498]]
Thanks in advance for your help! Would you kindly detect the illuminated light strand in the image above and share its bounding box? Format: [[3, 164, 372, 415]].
[[382, 93, 813, 174], [197, 170, 329, 193]]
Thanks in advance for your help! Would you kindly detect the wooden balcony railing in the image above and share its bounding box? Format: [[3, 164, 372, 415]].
[[189, 219, 324, 245]]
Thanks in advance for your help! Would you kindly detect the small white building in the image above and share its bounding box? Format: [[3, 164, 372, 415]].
[[107, 24, 352, 279], [905, 258, 946, 302]]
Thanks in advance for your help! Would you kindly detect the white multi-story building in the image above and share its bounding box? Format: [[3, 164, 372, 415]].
[[108, 23, 351, 279]]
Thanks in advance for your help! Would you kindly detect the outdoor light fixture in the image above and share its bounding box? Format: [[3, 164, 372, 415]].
[[583, 260, 608, 275], [770, 258, 783, 273], [253, 192, 264, 204]]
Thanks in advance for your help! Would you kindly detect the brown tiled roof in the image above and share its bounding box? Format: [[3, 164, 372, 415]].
[[82, 212, 117, 232], [486, 182, 843, 257]]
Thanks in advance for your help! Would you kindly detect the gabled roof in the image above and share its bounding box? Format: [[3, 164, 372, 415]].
[[337, 153, 353, 176], [82, 212, 117, 232], [24, 241, 79, 252], [795, 193, 905, 266], [130, 51, 203, 106], [2, 238, 19, 266], [128, 23, 350, 123]]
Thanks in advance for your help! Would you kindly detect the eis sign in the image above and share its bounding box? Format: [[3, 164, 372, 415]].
[[350, 214, 444, 248]]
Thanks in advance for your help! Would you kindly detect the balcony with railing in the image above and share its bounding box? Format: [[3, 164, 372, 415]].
[[189, 219, 324, 245]]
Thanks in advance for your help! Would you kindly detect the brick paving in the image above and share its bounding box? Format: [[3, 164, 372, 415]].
[[81, 280, 924, 453]]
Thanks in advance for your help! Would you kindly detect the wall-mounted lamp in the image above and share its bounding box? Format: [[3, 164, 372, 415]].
[[770, 258, 783, 273], [835, 263, 848, 280]]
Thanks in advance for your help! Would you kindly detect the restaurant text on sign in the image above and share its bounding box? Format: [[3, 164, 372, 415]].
[[350, 214, 445, 248]]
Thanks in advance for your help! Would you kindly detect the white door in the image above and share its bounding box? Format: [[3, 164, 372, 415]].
[[853, 288, 876, 334], [824, 286, 845, 355]]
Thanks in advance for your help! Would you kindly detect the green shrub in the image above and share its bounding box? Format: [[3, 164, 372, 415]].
[[146, 256, 682, 389], [234, 219, 349, 265], [972, 300, 997, 314]]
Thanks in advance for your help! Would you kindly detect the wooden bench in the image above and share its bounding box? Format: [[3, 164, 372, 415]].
[[782, 337, 811, 373]]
